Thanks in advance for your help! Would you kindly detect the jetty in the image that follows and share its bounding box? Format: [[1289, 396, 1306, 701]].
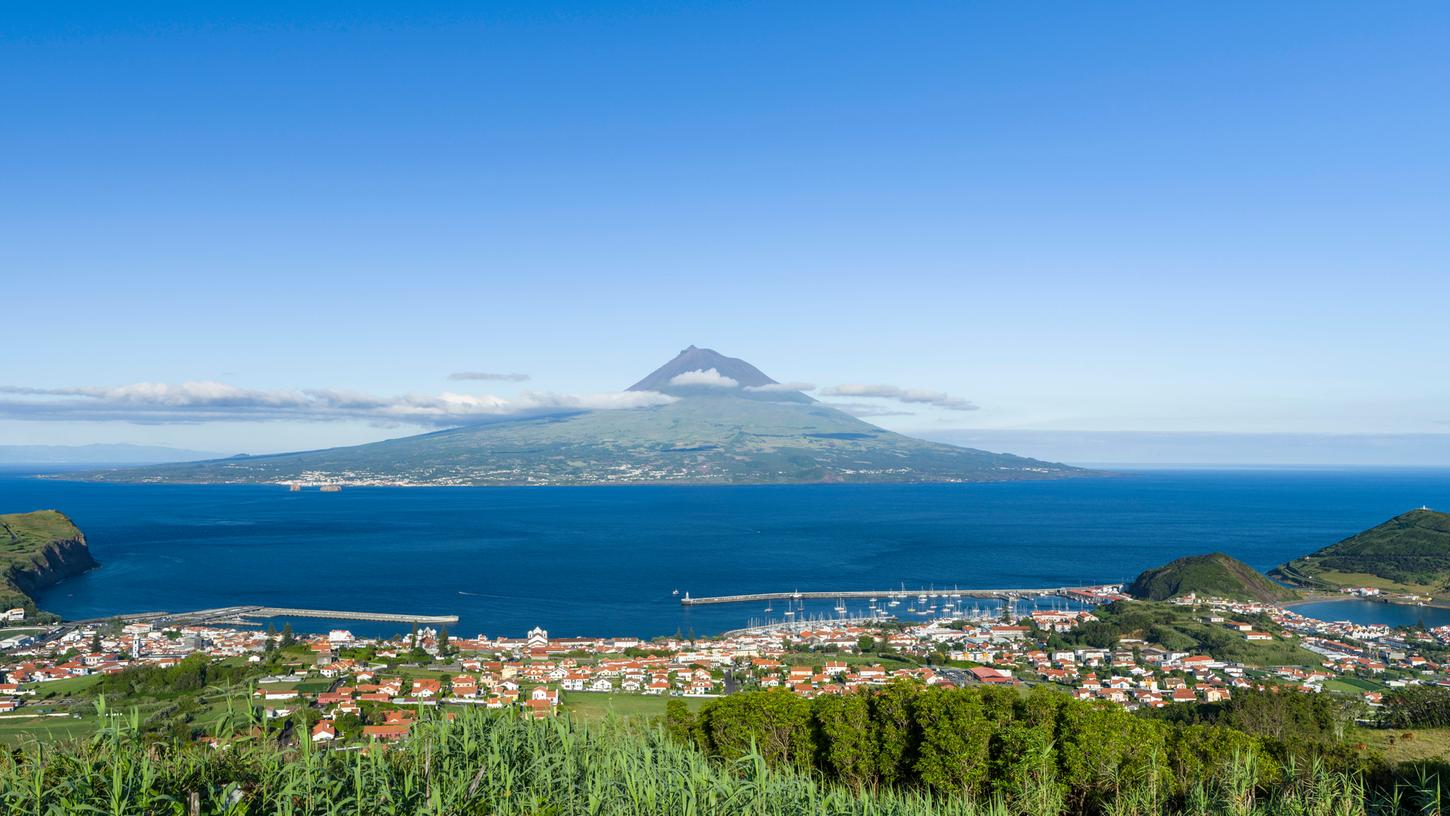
[[101, 605, 459, 626], [680, 585, 1115, 606]]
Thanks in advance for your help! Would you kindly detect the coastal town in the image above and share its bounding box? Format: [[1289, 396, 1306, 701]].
[[3, 587, 1447, 746]]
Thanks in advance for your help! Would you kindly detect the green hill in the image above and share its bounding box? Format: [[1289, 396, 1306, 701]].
[[67, 347, 1090, 487], [0, 509, 98, 614], [1127, 553, 1297, 603], [1271, 508, 1450, 592]]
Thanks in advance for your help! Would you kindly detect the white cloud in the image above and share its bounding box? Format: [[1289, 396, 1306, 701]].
[[0, 382, 674, 427], [668, 368, 739, 388], [820, 384, 978, 412], [447, 371, 530, 382], [744, 382, 816, 393]]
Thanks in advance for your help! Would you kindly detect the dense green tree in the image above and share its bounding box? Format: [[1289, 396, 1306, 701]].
[[698, 690, 814, 771], [664, 699, 698, 748], [912, 686, 996, 797], [1052, 697, 1170, 810], [1166, 723, 1273, 791], [812, 692, 877, 790], [1378, 685, 1450, 728], [865, 680, 917, 787]]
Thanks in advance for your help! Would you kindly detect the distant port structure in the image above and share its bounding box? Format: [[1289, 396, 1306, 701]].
[[679, 585, 1121, 606], [82, 605, 459, 627]]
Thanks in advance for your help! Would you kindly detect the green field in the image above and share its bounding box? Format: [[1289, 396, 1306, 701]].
[[784, 652, 919, 670], [1361, 726, 1450, 764], [0, 714, 96, 746], [1323, 676, 1382, 694], [561, 692, 707, 722]]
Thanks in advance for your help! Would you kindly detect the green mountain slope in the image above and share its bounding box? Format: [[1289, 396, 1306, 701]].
[[1271, 508, 1450, 591], [67, 348, 1090, 487], [1127, 553, 1297, 603]]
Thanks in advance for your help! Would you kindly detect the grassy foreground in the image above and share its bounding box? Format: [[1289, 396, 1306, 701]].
[[0, 700, 1432, 816]]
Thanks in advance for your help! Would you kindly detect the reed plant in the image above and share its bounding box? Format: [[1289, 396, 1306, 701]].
[[0, 700, 1423, 815]]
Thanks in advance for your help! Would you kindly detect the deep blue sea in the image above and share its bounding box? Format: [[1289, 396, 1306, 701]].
[[2, 468, 1447, 639]]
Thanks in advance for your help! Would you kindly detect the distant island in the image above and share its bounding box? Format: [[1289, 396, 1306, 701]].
[[0, 443, 224, 466], [1127, 552, 1298, 604], [61, 346, 1090, 487], [0, 510, 98, 615], [1272, 507, 1450, 596]]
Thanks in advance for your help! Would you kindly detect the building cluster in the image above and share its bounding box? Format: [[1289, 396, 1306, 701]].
[[4, 593, 1450, 740]]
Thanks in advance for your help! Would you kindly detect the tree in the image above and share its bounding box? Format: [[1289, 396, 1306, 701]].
[[912, 686, 996, 797], [812, 691, 877, 790], [856, 635, 876, 653], [665, 699, 697, 747], [698, 690, 814, 771], [868, 679, 920, 787], [279, 624, 296, 649], [1056, 699, 1170, 811], [89, 630, 102, 653]]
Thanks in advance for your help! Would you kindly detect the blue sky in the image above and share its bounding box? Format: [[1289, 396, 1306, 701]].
[[2, 2, 1447, 457]]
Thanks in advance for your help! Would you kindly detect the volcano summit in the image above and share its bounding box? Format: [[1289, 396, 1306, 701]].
[[73, 347, 1087, 486]]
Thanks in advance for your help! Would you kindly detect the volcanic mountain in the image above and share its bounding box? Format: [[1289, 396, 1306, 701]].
[[72, 347, 1089, 486]]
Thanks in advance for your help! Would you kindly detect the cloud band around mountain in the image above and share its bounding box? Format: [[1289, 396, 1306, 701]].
[[820, 383, 978, 411], [0, 382, 673, 426], [668, 369, 739, 388]]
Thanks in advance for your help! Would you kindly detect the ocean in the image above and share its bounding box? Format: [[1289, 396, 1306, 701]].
[[3, 467, 1448, 639]]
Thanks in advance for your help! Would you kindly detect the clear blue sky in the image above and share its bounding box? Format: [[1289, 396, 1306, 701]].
[[2, 2, 1447, 455]]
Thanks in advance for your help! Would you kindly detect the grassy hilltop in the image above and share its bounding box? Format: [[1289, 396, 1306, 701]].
[[1127, 552, 1297, 604], [1272, 508, 1450, 594]]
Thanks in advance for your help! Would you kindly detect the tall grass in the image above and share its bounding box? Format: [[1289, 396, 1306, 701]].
[[0, 702, 1430, 815]]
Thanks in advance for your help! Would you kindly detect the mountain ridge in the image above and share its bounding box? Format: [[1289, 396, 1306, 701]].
[[62, 348, 1091, 487]]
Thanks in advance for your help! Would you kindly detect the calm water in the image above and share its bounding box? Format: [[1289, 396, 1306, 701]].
[[1292, 599, 1450, 629], [2, 468, 1448, 638]]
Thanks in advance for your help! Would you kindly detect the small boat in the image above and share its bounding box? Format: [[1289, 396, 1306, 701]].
[[672, 589, 680, 596]]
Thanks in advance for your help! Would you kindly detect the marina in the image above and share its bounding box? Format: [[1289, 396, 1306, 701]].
[[679, 585, 1117, 606]]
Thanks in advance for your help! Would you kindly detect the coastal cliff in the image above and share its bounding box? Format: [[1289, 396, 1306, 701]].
[[0, 509, 98, 614]]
